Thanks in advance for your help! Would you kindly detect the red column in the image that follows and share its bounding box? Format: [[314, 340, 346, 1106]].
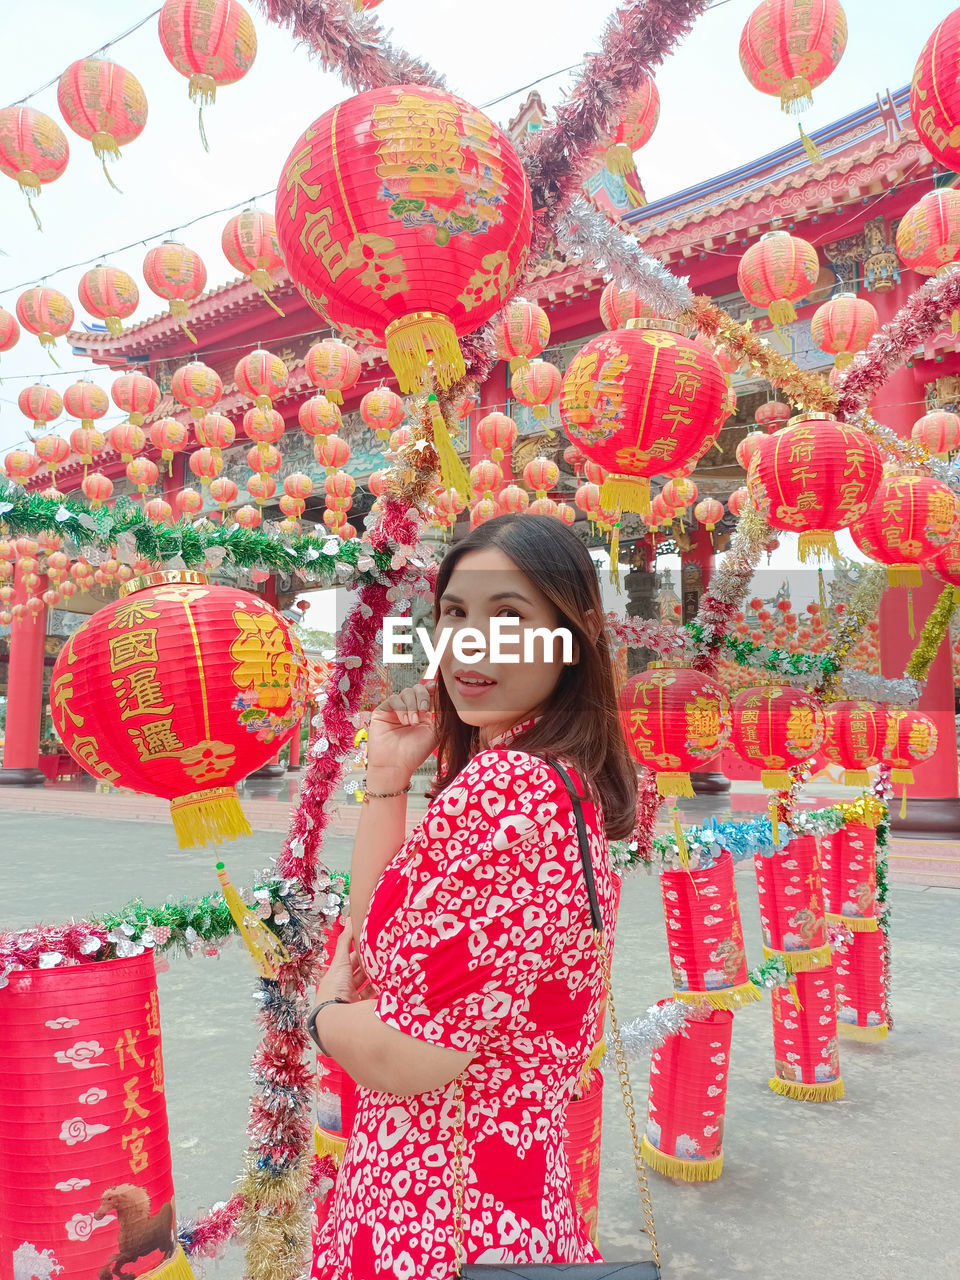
[[0, 563, 47, 785], [866, 274, 926, 434], [288, 718, 303, 771], [682, 526, 728, 792]]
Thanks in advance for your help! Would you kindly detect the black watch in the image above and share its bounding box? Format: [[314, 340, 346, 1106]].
[[307, 997, 348, 1053]]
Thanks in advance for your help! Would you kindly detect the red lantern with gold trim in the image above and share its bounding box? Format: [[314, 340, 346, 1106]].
[[4, 449, 41, 483], [77, 264, 140, 336], [912, 410, 960, 456], [143, 241, 207, 341], [158, 0, 257, 142], [661, 477, 697, 511], [494, 299, 550, 371], [739, 0, 848, 113], [57, 58, 147, 186], [755, 399, 792, 432], [275, 84, 533, 394], [360, 387, 405, 442], [146, 497, 174, 524], [108, 423, 146, 464], [911, 10, 960, 171], [50, 571, 306, 846], [171, 360, 223, 422], [849, 473, 960, 586], [64, 380, 109, 431], [618, 666, 731, 797], [769, 964, 843, 1101], [822, 699, 887, 787], [810, 293, 878, 367], [196, 412, 235, 459], [747, 413, 883, 560], [235, 348, 288, 410], [560, 320, 727, 515], [603, 75, 660, 173], [895, 189, 960, 276], [189, 447, 222, 486], [127, 456, 159, 496], [243, 407, 285, 459], [476, 412, 517, 464], [81, 471, 113, 507], [16, 287, 74, 358], [883, 707, 938, 816], [209, 476, 239, 513], [512, 359, 561, 421], [176, 487, 204, 518], [693, 496, 724, 531], [34, 434, 71, 483], [313, 434, 351, 474], [738, 230, 819, 329], [0, 106, 69, 227], [599, 281, 657, 330], [18, 383, 62, 429], [727, 486, 749, 518], [0, 306, 19, 368], [112, 371, 160, 426], [306, 338, 362, 405], [300, 395, 342, 439], [222, 208, 285, 313], [730, 686, 825, 788]]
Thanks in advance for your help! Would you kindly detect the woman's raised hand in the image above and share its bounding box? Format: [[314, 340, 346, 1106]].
[[366, 679, 438, 787]]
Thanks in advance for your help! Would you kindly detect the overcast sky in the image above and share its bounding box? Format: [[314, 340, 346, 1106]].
[[1, 0, 950, 618]]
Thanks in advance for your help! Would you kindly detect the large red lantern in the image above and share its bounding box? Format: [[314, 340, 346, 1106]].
[[512, 359, 562, 421], [849, 473, 959, 585], [619, 666, 731, 796], [158, 0, 257, 144], [112, 372, 161, 426], [276, 84, 533, 393], [78, 264, 140, 335], [822, 700, 887, 786], [222, 208, 286, 313], [18, 384, 62, 428], [305, 339, 362, 405], [494, 299, 550, 371], [729, 686, 824, 788], [883, 707, 939, 816], [810, 293, 878, 367], [560, 320, 726, 515], [0, 106, 69, 227], [234, 348, 288, 409], [16, 287, 74, 358], [142, 241, 207, 341], [57, 58, 147, 187], [910, 9, 960, 171], [746, 413, 883, 560], [912, 410, 960, 455], [50, 570, 306, 847], [171, 360, 223, 421], [895, 189, 960, 276], [739, 0, 848, 113], [603, 76, 660, 173], [738, 231, 819, 329]]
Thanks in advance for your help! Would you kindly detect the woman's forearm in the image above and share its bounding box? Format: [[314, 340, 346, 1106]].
[[349, 765, 412, 934]]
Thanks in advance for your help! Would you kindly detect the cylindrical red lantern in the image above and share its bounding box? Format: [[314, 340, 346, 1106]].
[[142, 241, 207, 340], [739, 0, 848, 113], [747, 413, 883, 560], [299, 395, 342, 438], [112, 372, 160, 427], [494, 299, 550, 371], [234, 349, 288, 410], [826, 820, 880, 931], [835, 928, 888, 1041], [883, 706, 939, 817], [769, 964, 843, 1101], [511, 359, 561, 421], [729, 686, 824, 788], [57, 58, 147, 185], [77, 264, 140, 336], [911, 410, 960, 455], [305, 339, 362, 406], [849, 473, 960, 585], [895, 189, 960, 276], [16, 287, 74, 356], [693, 496, 724, 531], [50, 570, 306, 845], [810, 292, 878, 368], [171, 361, 222, 421], [18, 383, 63, 429], [619, 667, 731, 797], [754, 833, 829, 970], [159, 0, 257, 106], [222, 208, 285, 312], [738, 231, 819, 328], [755, 399, 792, 432], [642, 1003, 732, 1181], [560, 320, 726, 515], [275, 84, 533, 394], [0, 952, 198, 1280], [604, 75, 659, 173], [910, 9, 960, 171], [0, 106, 69, 226], [822, 699, 887, 787]]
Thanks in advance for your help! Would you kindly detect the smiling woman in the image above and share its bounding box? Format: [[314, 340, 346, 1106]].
[[306, 513, 638, 1279]]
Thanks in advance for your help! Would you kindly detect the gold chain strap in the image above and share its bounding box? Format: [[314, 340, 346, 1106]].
[[449, 929, 659, 1273]]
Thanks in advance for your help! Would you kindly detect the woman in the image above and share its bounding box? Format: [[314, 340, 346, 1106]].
[[309, 513, 637, 1279]]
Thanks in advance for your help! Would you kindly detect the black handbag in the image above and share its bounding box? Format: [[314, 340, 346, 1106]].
[[451, 757, 661, 1279]]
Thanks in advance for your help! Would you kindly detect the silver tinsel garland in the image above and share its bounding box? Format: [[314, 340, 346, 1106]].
[[619, 998, 704, 1064]]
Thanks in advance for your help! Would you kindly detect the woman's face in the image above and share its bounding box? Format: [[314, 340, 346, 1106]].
[[435, 546, 576, 740]]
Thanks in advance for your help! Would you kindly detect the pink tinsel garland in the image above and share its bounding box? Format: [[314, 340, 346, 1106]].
[[182, 1194, 245, 1257]]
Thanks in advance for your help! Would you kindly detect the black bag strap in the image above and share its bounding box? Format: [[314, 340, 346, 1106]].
[[538, 755, 603, 932]]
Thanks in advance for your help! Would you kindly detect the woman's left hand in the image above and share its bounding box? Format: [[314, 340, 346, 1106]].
[[314, 919, 375, 1005]]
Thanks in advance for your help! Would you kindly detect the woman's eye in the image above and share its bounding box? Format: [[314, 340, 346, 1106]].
[[441, 605, 465, 618], [497, 607, 521, 618]]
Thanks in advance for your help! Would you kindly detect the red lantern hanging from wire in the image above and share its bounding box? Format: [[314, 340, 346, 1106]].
[[80, 470, 113, 507], [246, 472, 277, 506], [171, 360, 223, 422], [299, 394, 342, 439], [195, 412, 235, 461], [189, 446, 222, 486], [243, 407, 286, 469], [912, 410, 960, 456], [176, 487, 205, 518], [739, 0, 848, 113], [313, 434, 351, 474], [910, 9, 960, 172], [476, 412, 517, 466], [730, 686, 824, 789], [494, 299, 550, 371], [111, 371, 160, 426], [276, 84, 533, 394], [18, 384, 62, 430], [810, 293, 878, 367], [896, 189, 960, 277], [727, 486, 749, 518], [512, 359, 562, 422], [738, 231, 819, 330], [56, 58, 147, 190], [158, 0, 258, 150], [602, 75, 660, 173], [77, 264, 140, 336], [234, 348, 289, 410], [619, 666, 731, 798], [15, 287, 74, 363], [209, 476, 239, 514], [0, 106, 69, 228], [34, 434, 71, 484], [126, 455, 159, 498], [143, 240, 207, 342], [4, 450, 42, 484], [599, 281, 658, 329], [0, 307, 19, 373], [735, 431, 767, 471], [108, 423, 147, 464], [305, 338, 362, 405], [149, 417, 189, 475], [360, 386, 405, 442], [755, 400, 792, 432], [849, 472, 960, 586], [693, 496, 724, 531], [222, 208, 286, 314]]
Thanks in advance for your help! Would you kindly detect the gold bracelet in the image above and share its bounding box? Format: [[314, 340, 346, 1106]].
[[362, 783, 411, 803]]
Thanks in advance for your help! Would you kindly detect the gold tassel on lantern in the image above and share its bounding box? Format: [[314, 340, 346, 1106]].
[[426, 394, 471, 496], [907, 588, 916, 639], [843, 769, 870, 787], [168, 299, 198, 344], [768, 1076, 844, 1102], [90, 131, 123, 193], [600, 473, 650, 516], [16, 171, 43, 231], [216, 861, 290, 979], [768, 299, 798, 331], [608, 521, 621, 588], [105, 315, 125, 337], [819, 567, 829, 615], [605, 143, 636, 175], [888, 565, 922, 588], [641, 1137, 723, 1182], [798, 123, 823, 164], [658, 771, 695, 799], [169, 786, 252, 849], [797, 530, 839, 562], [672, 802, 690, 868], [768, 796, 781, 847], [250, 268, 286, 317], [780, 76, 814, 114], [386, 311, 465, 393]]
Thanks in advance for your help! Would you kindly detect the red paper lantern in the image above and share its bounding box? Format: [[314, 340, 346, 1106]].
[[108, 424, 147, 464], [314, 435, 351, 473], [81, 471, 114, 507], [158, 0, 257, 105], [0, 105, 69, 226], [171, 360, 222, 421], [189, 447, 222, 485], [50, 570, 305, 844], [127, 457, 159, 494], [247, 443, 280, 475], [729, 686, 825, 788], [222, 208, 285, 312], [470, 496, 500, 527], [769, 965, 844, 1101], [521, 457, 558, 498], [323, 472, 353, 503], [822, 699, 887, 786], [18, 383, 63, 428], [112, 372, 161, 426], [603, 75, 660, 173], [64, 380, 109, 430], [0, 953, 198, 1280], [825, 820, 880, 931], [661, 477, 697, 510], [747, 413, 883, 560], [360, 387, 405, 440], [475, 411, 517, 463], [739, 0, 848, 113], [693, 496, 724, 531], [196, 412, 235, 458], [34, 434, 72, 482], [755, 399, 792, 431], [727, 487, 750, 518], [299, 395, 342, 438], [16, 287, 74, 356], [642, 1003, 732, 1181], [932, 534, 960, 589], [619, 666, 731, 796], [498, 483, 529, 514], [911, 9, 960, 171], [209, 476, 239, 512], [835, 928, 888, 1041], [734, 431, 765, 471], [305, 338, 362, 405], [738, 230, 819, 328], [810, 292, 878, 367], [275, 84, 533, 393], [883, 706, 938, 815], [285, 472, 315, 502], [911, 410, 960, 455], [849, 473, 960, 585], [494, 299, 550, 371], [0, 305, 19, 362], [69, 428, 106, 471], [175, 487, 204, 517], [599, 281, 657, 330], [78, 264, 140, 335], [243, 408, 285, 469], [4, 449, 41, 483], [150, 418, 189, 474], [57, 58, 147, 185], [145, 497, 174, 523], [511, 359, 561, 420], [895, 189, 960, 276], [234, 348, 288, 410], [235, 504, 262, 528], [142, 241, 207, 340], [754, 834, 829, 969], [560, 320, 726, 515]]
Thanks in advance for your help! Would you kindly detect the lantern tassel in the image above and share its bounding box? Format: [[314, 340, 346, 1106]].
[[907, 588, 915, 639], [605, 143, 636, 176], [105, 315, 124, 337], [531, 404, 549, 420], [143, 1246, 198, 1279], [797, 123, 822, 164], [780, 76, 814, 115], [837, 1022, 888, 1042], [255, 287, 285, 317], [769, 795, 780, 846], [658, 771, 695, 799], [426, 394, 471, 497], [386, 311, 465, 394], [316, 1125, 348, 1163], [888, 564, 921, 588], [819, 567, 829, 614], [509, 355, 531, 374], [640, 1137, 723, 1182], [672, 804, 689, 868], [608, 521, 620, 587], [673, 981, 761, 1010], [170, 786, 252, 849], [768, 1077, 844, 1103], [169, 299, 198, 344], [767, 299, 798, 331], [189, 74, 217, 106], [216, 860, 290, 980], [843, 769, 870, 787], [762, 770, 792, 792], [600, 474, 650, 516], [789, 980, 803, 1011], [762, 942, 833, 973], [825, 911, 879, 933], [900, 783, 908, 820], [326, 388, 344, 406], [797, 530, 839, 562]]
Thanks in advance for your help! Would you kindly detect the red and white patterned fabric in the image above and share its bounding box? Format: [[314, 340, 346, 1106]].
[[312, 733, 615, 1279]]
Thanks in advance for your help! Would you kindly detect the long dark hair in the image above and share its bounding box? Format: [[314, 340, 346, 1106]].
[[430, 513, 638, 840]]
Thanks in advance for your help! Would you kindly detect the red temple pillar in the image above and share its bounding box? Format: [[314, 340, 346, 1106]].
[[0, 563, 47, 786], [682, 526, 728, 794], [288, 717, 303, 771]]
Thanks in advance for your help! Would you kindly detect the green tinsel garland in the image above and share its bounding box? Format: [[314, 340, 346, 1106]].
[[905, 585, 957, 682], [684, 620, 840, 680]]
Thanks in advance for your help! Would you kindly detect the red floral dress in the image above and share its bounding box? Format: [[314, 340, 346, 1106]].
[[311, 733, 616, 1280]]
